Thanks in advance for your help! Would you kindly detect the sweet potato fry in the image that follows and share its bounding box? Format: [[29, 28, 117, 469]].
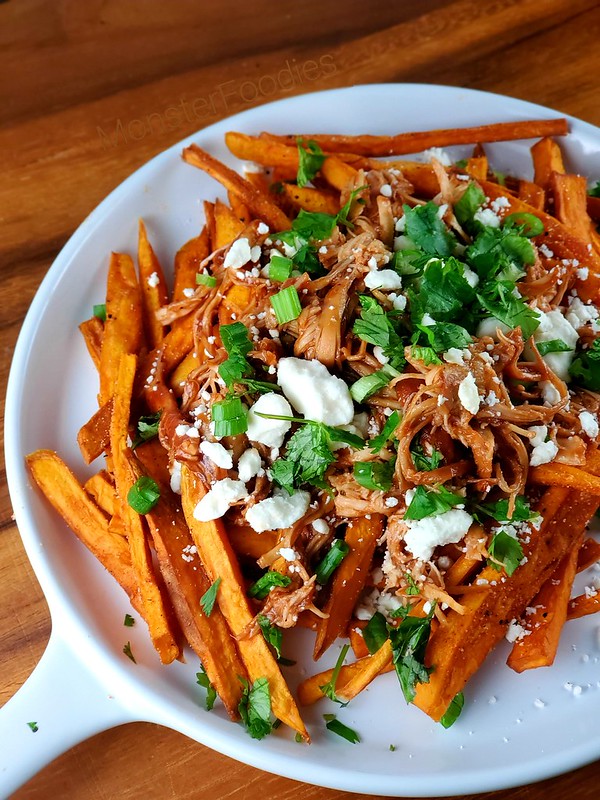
[[314, 515, 383, 659], [531, 136, 565, 190], [348, 621, 369, 659], [99, 253, 143, 405], [78, 316, 104, 370], [577, 537, 600, 572], [518, 179, 545, 210], [173, 227, 210, 302], [77, 399, 112, 464], [266, 119, 569, 157], [376, 160, 440, 197], [281, 183, 339, 215], [214, 198, 245, 248], [138, 219, 168, 350], [567, 593, 600, 620], [182, 144, 291, 232], [465, 156, 488, 181], [84, 470, 116, 517], [320, 156, 358, 191], [26, 450, 138, 603], [227, 525, 279, 560], [587, 195, 600, 222], [414, 486, 591, 721], [228, 190, 252, 225], [507, 530, 583, 673], [169, 351, 201, 394], [110, 353, 180, 664], [180, 465, 308, 739], [529, 462, 600, 495], [550, 172, 592, 242], [124, 449, 245, 718]]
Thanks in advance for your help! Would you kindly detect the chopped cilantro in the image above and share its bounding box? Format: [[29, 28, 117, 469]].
[[258, 615, 283, 660], [353, 459, 395, 491], [409, 258, 475, 323], [454, 183, 485, 229], [295, 732, 304, 743], [487, 530, 524, 576], [291, 208, 337, 241], [409, 345, 442, 365], [353, 296, 406, 370], [336, 186, 367, 228], [238, 677, 273, 740], [131, 411, 161, 449], [404, 573, 420, 596], [320, 644, 350, 705], [503, 212, 544, 238], [570, 339, 600, 390], [27, 721, 39, 733], [477, 281, 540, 340], [440, 691, 465, 728], [410, 439, 443, 472], [475, 495, 535, 524], [315, 539, 350, 585], [415, 320, 472, 354], [404, 485, 464, 521], [248, 570, 291, 599], [363, 611, 389, 655], [369, 411, 401, 454], [196, 665, 217, 711], [323, 714, 360, 743], [296, 138, 326, 187], [123, 613, 135, 627], [218, 321, 253, 388], [389, 605, 435, 703], [389, 743, 397, 752], [200, 577, 221, 617], [123, 641, 136, 663], [403, 202, 455, 257]]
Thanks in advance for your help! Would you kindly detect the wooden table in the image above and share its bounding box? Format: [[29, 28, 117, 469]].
[[2, 1, 600, 797]]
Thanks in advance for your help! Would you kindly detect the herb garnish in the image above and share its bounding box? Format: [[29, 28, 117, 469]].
[[123, 613, 135, 627], [123, 641, 137, 663], [258, 615, 283, 661], [487, 531, 524, 576], [315, 539, 350, 585], [196, 665, 217, 711], [440, 691, 465, 728], [404, 485, 464, 521], [296, 138, 326, 187], [388, 605, 435, 703], [238, 677, 273, 740], [248, 570, 291, 599], [200, 577, 222, 617], [323, 714, 360, 743], [320, 643, 350, 705], [127, 476, 160, 514], [132, 411, 162, 449]]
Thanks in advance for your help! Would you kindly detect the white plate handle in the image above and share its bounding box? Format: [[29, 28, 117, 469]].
[[0, 630, 133, 797]]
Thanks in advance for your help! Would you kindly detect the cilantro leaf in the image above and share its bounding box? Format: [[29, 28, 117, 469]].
[[353, 460, 395, 491], [336, 186, 367, 228], [196, 666, 217, 711], [403, 202, 455, 257], [291, 208, 337, 241], [440, 691, 465, 728], [323, 714, 360, 743], [570, 339, 600, 390], [296, 138, 326, 187], [410, 440, 443, 471], [248, 571, 291, 599], [409, 345, 441, 365], [320, 644, 350, 705], [353, 296, 406, 370], [123, 613, 135, 627], [476, 495, 534, 524], [409, 258, 475, 323], [404, 485, 464, 520], [415, 321, 472, 353], [27, 721, 39, 733], [123, 641, 136, 663], [238, 677, 272, 740], [363, 611, 389, 655], [370, 411, 401, 453], [258, 615, 283, 660], [454, 183, 485, 229], [477, 282, 540, 340], [200, 577, 221, 617], [389, 606, 435, 703], [487, 530, 524, 576], [218, 322, 253, 388], [467, 226, 535, 280]]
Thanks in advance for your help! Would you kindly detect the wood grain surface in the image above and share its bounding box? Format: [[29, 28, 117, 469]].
[[1, 1, 600, 797]]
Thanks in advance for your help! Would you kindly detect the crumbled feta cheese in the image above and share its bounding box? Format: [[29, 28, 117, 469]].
[[395, 216, 406, 233], [566, 296, 599, 329], [257, 222, 269, 235], [490, 196, 511, 213], [170, 460, 182, 494], [380, 183, 392, 197], [224, 238, 252, 269], [237, 448, 263, 482], [485, 390, 499, 407], [385, 496, 399, 508], [245, 488, 310, 533], [199, 441, 233, 469], [364, 269, 403, 291], [247, 392, 293, 448], [579, 410, 599, 439], [531, 309, 578, 380], [182, 287, 195, 298], [312, 518, 330, 535], [529, 425, 558, 467], [506, 620, 530, 643], [422, 147, 451, 166], [277, 357, 354, 426], [278, 547, 297, 562], [540, 380, 561, 406], [147, 271, 160, 288], [193, 479, 248, 521], [462, 265, 479, 288], [403, 508, 474, 562], [458, 372, 480, 415], [388, 292, 407, 311], [373, 345, 389, 364], [421, 312, 436, 326], [250, 245, 261, 262], [474, 208, 501, 228], [443, 347, 467, 366], [577, 267, 589, 281]]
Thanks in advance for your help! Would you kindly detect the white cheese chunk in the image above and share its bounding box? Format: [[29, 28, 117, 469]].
[[200, 441, 233, 469], [223, 238, 252, 269], [312, 518, 330, 535], [566, 296, 599, 329], [474, 208, 501, 228], [579, 410, 599, 439], [247, 392, 293, 448], [458, 371, 480, 415], [237, 447, 263, 482], [277, 357, 354, 426], [540, 380, 561, 406], [404, 509, 474, 562], [476, 317, 511, 339], [529, 425, 558, 467], [531, 309, 578, 381], [462, 265, 479, 288], [193, 478, 248, 522], [364, 269, 403, 291], [245, 488, 310, 533], [170, 460, 182, 494]]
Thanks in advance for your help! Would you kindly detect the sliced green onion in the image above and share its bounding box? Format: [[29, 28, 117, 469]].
[[315, 539, 350, 585], [127, 476, 160, 514], [196, 272, 217, 287], [211, 395, 248, 437], [248, 570, 291, 599], [93, 303, 106, 321], [323, 714, 360, 744], [350, 370, 389, 403], [503, 212, 544, 238], [440, 691, 465, 728], [270, 286, 302, 324], [370, 411, 401, 453], [353, 460, 394, 491], [269, 255, 293, 282]]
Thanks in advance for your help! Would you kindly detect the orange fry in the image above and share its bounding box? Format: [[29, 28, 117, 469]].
[[531, 136, 565, 190], [84, 470, 117, 518], [78, 316, 104, 370], [567, 593, 600, 621], [529, 462, 600, 495], [577, 537, 600, 572], [138, 219, 168, 349], [173, 227, 210, 302]]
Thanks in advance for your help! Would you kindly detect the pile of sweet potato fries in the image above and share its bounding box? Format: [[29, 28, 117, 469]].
[[27, 114, 600, 741]]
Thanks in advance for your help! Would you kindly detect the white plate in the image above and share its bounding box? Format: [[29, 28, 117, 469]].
[[5, 84, 600, 797]]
